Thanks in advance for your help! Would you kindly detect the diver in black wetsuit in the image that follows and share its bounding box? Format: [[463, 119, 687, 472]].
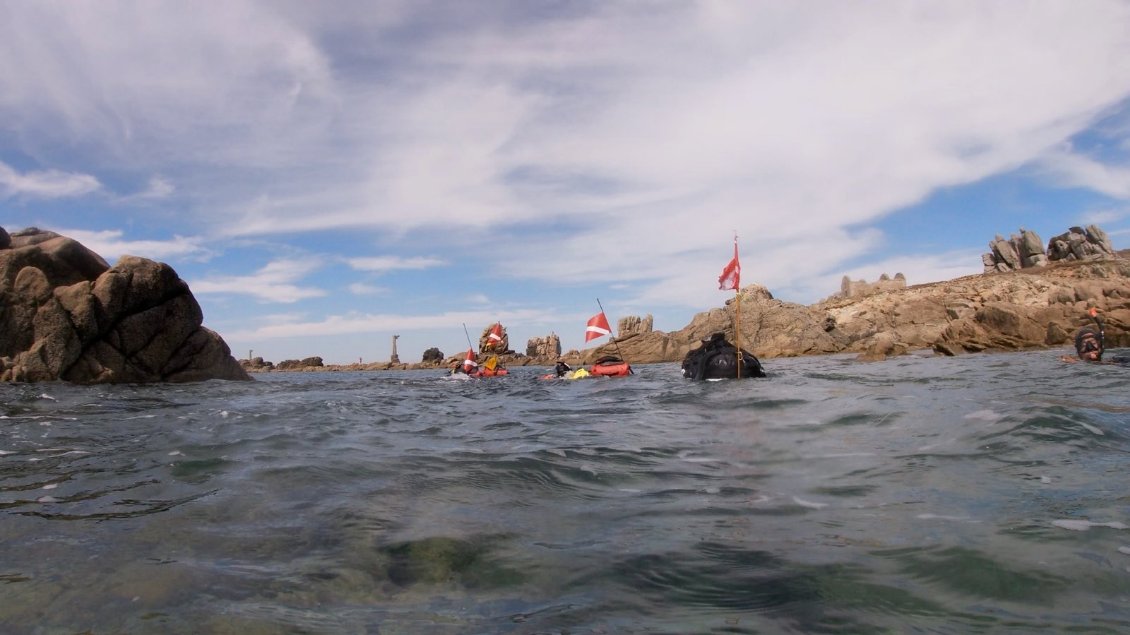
[[681, 332, 766, 379]]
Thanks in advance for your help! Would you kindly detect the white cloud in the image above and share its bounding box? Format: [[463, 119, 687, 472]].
[[3, 1, 1130, 319], [1080, 208, 1129, 226], [191, 259, 326, 303], [225, 307, 552, 340], [199, 1, 1130, 294], [0, 161, 100, 199], [1036, 148, 1130, 199], [118, 176, 175, 202], [57, 228, 207, 262], [348, 282, 386, 295], [347, 255, 445, 272]]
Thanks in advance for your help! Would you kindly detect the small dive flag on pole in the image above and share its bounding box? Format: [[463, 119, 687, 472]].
[[462, 348, 478, 372], [585, 312, 612, 342], [487, 322, 503, 348], [718, 237, 741, 291]]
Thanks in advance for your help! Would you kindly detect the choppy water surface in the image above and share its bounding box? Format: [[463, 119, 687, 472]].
[[3, 349, 1130, 634]]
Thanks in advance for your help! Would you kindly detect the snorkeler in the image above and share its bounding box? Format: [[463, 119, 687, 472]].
[[1060, 308, 1130, 364]]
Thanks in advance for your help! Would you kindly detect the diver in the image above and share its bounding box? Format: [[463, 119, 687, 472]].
[[554, 360, 572, 378], [1061, 308, 1130, 364], [682, 332, 766, 380]]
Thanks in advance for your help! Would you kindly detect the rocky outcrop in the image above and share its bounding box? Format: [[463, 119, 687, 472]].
[[241, 356, 275, 371], [983, 229, 1047, 272], [526, 333, 561, 358], [0, 227, 250, 383], [277, 356, 325, 370], [618, 314, 653, 336], [983, 225, 1114, 273], [1047, 225, 1115, 262]]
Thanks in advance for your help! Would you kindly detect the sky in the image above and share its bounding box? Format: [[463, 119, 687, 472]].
[[3, 1, 1130, 365]]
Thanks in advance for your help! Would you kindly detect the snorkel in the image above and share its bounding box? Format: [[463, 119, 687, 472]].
[[1071, 308, 1105, 361], [1086, 307, 1106, 361]]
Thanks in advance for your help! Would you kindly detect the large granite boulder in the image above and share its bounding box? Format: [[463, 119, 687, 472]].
[[983, 228, 1049, 272], [0, 227, 250, 383], [1047, 225, 1115, 262], [985, 225, 1116, 273], [526, 333, 561, 359]]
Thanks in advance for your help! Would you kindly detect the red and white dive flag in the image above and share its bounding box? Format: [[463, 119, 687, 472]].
[[462, 348, 478, 372], [718, 239, 741, 291], [487, 322, 503, 348], [585, 312, 612, 342]]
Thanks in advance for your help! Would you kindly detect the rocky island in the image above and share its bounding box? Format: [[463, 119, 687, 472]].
[[0, 226, 249, 383]]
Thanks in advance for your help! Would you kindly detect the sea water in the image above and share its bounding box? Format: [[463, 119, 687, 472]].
[[2, 349, 1129, 634]]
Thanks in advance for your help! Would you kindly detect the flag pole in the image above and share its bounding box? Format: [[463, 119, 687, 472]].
[[732, 234, 742, 379], [734, 288, 742, 379], [462, 322, 475, 350], [596, 298, 630, 368]]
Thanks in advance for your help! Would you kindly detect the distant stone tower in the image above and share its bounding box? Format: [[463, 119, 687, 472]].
[[390, 334, 400, 364], [840, 273, 906, 299]]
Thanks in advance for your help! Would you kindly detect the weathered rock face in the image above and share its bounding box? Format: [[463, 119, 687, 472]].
[[983, 229, 1048, 272], [1047, 225, 1115, 263], [0, 227, 250, 383], [584, 257, 1130, 364], [618, 314, 653, 337], [526, 333, 561, 358], [984, 225, 1115, 273]]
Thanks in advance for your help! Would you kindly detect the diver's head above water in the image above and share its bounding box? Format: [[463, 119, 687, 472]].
[[1075, 327, 1103, 361]]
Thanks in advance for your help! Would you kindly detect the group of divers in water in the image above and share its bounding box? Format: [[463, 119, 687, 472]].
[[449, 308, 1121, 381], [449, 330, 767, 381]]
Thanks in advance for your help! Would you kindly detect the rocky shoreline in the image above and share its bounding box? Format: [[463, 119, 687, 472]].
[[4, 223, 1124, 383], [248, 245, 1130, 374]]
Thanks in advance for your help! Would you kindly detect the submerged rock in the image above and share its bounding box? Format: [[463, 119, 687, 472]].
[[0, 226, 250, 383]]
